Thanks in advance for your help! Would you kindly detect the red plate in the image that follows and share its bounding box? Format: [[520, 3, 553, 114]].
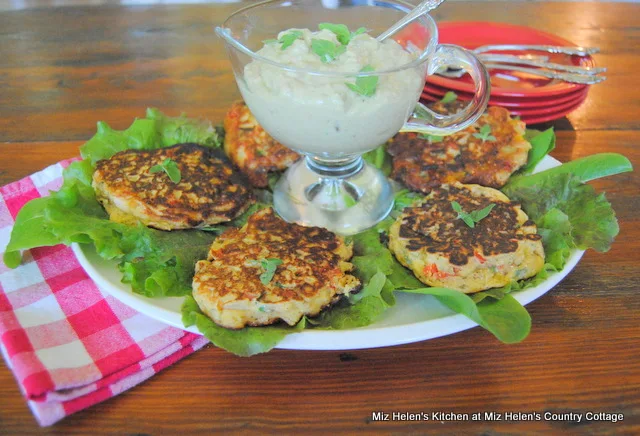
[[523, 98, 586, 124], [426, 22, 596, 97], [508, 93, 587, 116], [420, 90, 587, 124], [423, 83, 589, 108]]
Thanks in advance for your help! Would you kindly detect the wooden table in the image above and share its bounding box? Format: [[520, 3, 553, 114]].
[[1, 1, 638, 433]]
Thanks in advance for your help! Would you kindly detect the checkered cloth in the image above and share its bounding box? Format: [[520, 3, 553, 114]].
[[0, 159, 209, 426]]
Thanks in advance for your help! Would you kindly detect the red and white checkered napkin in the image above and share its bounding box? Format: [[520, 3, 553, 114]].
[[0, 160, 209, 426]]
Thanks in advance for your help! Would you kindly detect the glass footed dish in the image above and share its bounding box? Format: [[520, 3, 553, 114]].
[[217, 0, 489, 234]]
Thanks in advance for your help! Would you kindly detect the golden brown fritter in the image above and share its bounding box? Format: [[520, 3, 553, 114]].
[[388, 105, 531, 193], [93, 143, 254, 230], [224, 101, 300, 188], [192, 208, 361, 329], [389, 183, 544, 293]]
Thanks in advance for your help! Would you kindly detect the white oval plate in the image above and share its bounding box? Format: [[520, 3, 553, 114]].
[[72, 156, 584, 350]]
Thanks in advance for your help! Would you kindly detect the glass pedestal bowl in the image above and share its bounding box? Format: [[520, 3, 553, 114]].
[[217, 0, 489, 234]]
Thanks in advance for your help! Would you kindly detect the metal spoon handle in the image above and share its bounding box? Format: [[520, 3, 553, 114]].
[[474, 44, 600, 56], [483, 63, 607, 85], [376, 0, 446, 42], [479, 54, 607, 75]]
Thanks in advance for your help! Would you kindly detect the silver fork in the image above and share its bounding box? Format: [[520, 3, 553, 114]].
[[478, 54, 606, 75], [437, 62, 606, 85], [473, 44, 599, 56]]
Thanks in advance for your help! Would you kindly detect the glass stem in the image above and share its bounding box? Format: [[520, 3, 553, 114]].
[[305, 155, 364, 178]]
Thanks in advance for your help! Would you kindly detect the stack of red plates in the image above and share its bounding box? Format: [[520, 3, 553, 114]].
[[421, 22, 597, 125]]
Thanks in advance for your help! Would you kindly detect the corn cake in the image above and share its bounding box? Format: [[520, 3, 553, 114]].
[[192, 208, 361, 329], [92, 143, 254, 230], [389, 183, 544, 293], [224, 101, 300, 188], [388, 105, 531, 192]]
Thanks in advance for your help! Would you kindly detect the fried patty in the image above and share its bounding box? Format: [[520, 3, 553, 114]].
[[389, 183, 544, 293], [388, 105, 531, 193], [224, 101, 300, 188], [192, 208, 361, 329], [93, 143, 254, 230]]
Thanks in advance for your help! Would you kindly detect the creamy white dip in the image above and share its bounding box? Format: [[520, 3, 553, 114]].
[[238, 28, 424, 157]]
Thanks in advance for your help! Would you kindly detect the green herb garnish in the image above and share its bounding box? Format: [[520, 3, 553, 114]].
[[265, 30, 303, 50], [440, 91, 458, 104], [451, 201, 495, 228], [318, 23, 367, 45], [311, 38, 347, 63], [149, 158, 181, 183], [472, 124, 497, 143], [280, 30, 303, 49], [251, 258, 283, 285], [345, 65, 378, 97], [417, 133, 444, 143], [352, 27, 367, 38]]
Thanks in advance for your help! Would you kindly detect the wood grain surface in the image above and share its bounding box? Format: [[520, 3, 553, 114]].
[[0, 1, 638, 434]]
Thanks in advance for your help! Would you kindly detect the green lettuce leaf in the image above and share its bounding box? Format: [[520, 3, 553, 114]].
[[537, 208, 573, 266], [80, 108, 222, 165], [390, 189, 421, 218], [387, 260, 424, 290], [350, 270, 387, 304], [521, 128, 555, 174], [4, 110, 223, 298], [503, 173, 619, 257], [314, 295, 388, 330], [3, 198, 58, 268], [313, 271, 389, 329], [505, 153, 632, 190], [469, 262, 554, 304], [398, 288, 530, 343], [351, 248, 394, 282], [304, 219, 403, 332], [475, 294, 531, 343], [3, 159, 105, 266], [351, 217, 393, 257], [182, 295, 305, 357], [349, 218, 397, 304], [146, 108, 223, 148], [362, 144, 392, 176], [118, 229, 216, 297], [341, 218, 397, 306], [80, 119, 161, 164]]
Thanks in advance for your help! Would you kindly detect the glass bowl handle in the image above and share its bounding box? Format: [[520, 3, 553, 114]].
[[401, 44, 491, 136]]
